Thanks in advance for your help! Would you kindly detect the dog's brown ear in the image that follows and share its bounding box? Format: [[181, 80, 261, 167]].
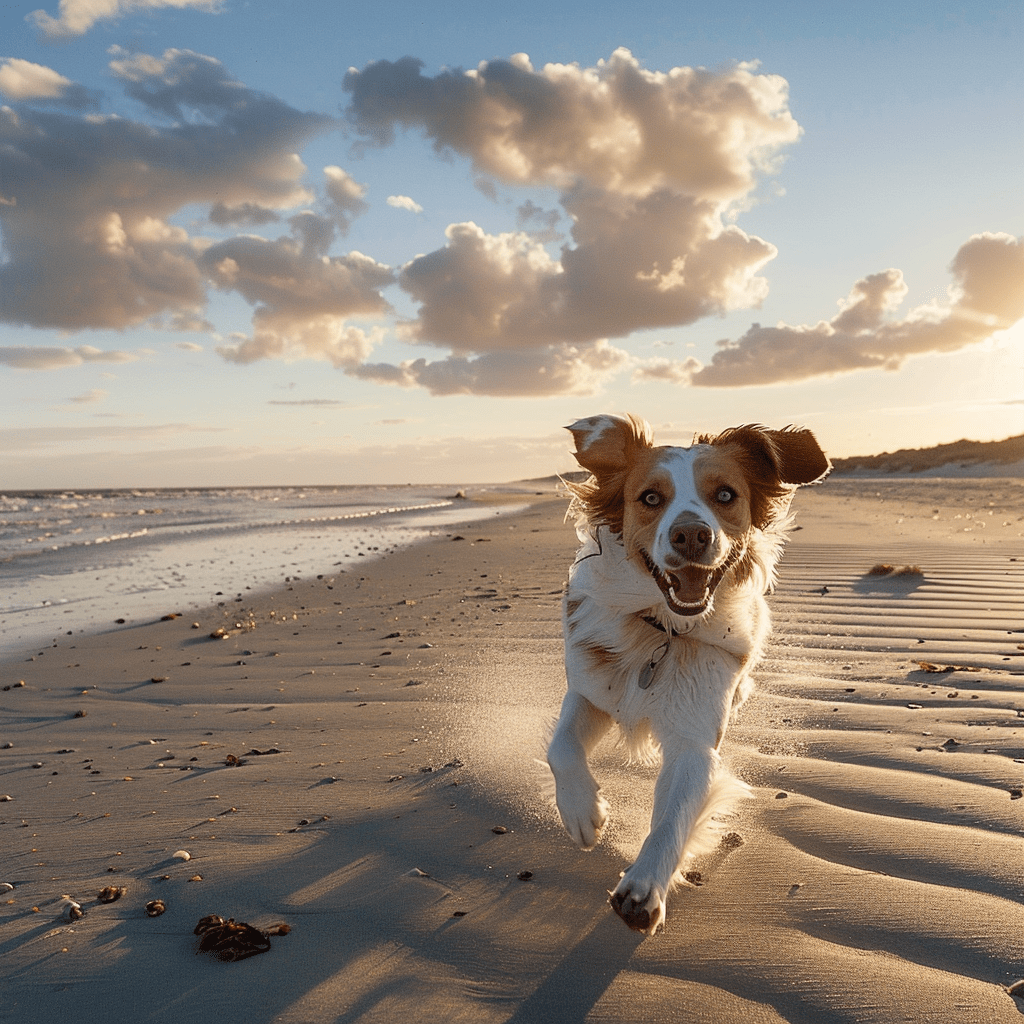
[[710, 425, 830, 529], [766, 427, 831, 485], [567, 414, 654, 476]]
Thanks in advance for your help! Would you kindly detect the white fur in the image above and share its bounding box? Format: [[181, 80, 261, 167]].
[[548, 414, 827, 934]]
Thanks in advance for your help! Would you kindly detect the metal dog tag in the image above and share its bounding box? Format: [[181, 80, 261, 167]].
[[638, 641, 669, 689]]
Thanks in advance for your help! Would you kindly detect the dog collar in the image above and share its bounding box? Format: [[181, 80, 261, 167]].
[[638, 614, 680, 637]]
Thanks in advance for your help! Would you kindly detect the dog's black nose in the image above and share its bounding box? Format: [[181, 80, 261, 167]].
[[669, 515, 713, 561]]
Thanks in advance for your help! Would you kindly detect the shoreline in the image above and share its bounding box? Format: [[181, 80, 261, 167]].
[[2, 483, 1023, 1023], [0, 489, 540, 663]]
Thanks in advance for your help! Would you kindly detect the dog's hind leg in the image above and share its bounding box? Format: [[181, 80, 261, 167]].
[[547, 691, 614, 849]]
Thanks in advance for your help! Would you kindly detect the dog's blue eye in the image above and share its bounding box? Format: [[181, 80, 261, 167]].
[[716, 487, 736, 504], [640, 490, 662, 507]]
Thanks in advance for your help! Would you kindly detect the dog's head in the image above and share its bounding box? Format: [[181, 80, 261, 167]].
[[566, 414, 830, 616]]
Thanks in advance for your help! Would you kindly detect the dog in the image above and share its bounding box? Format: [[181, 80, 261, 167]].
[[547, 414, 830, 934]]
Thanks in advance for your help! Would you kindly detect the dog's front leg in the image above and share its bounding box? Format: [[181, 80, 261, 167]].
[[609, 743, 718, 933], [547, 691, 613, 849]]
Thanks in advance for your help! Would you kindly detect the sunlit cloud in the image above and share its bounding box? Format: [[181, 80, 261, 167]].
[[386, 194, 423, 214], [349, 339, 631, 397], [633, 232, 1024, 387], [0, 49, 331, 335], [27, 0, 221, 40], [323, 166, 369, 232], [202, 232, 394, 367], [343, 48, 798, 394], [0, 345, 137, 370], [0, 58, 98, 109], [2, 44, 1020, 406]]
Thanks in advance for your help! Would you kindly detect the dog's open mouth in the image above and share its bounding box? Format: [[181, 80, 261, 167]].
[[639, 548, 737, 617]]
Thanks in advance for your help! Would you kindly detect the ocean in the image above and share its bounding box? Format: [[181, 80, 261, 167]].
[[0, 484, 529, 663]]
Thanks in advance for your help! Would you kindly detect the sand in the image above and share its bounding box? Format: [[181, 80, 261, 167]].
[[1, 478, 1022, 1023]]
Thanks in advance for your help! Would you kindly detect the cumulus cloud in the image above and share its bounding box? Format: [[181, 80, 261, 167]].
[[0, 48, 332, 334], [343, 48, 798, 394], [28, 0, 221, 40], [634, 233, 1024, 388], [202, 231, 394, 368], [0, 58, 98, 109], [323, 166, 369, 232], [349, 339, 630, 397], [345, 49, 798, 196], [386, 195, 423, 214], [0, 345, 137, 370], [208, 201, 281, 227]]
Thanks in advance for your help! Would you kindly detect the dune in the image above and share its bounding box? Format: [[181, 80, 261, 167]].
[[1, 476, 1022, 1022]]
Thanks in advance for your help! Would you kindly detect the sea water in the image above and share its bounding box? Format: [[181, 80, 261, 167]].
[[0, 484, 526, 662]]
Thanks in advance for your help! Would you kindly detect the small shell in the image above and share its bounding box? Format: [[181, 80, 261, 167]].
[[62, 899, 84, 922], [145, 899, 166, 917], [98, 885, 126, 903], [172, 850, 191, 861], [1, 882, 14, 892]]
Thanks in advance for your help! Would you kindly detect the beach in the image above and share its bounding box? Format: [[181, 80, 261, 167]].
[[1, 477, 1022, 1023]]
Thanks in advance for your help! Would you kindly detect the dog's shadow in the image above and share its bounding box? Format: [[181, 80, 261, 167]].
[[502, 912, 645, 1024]]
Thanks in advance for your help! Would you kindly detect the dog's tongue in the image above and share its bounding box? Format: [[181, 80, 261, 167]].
[[668, 566, 711, 605]]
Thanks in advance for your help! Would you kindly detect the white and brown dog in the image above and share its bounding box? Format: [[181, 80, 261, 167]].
[[548, 414, 830, 934]]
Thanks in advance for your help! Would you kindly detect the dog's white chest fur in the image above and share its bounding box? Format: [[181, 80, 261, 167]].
[[564, 525, 766, 753]]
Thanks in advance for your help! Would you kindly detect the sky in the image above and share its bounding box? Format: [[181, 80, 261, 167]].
[[0, 0, 1022, 489]]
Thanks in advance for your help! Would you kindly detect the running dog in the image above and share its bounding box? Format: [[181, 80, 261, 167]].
[[548, 413, 830, 933]]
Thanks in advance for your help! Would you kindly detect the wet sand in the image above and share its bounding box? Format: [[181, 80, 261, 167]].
[[1, 480, 1022, 1023]]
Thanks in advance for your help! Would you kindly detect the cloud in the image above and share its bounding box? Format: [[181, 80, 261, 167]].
[[637, 233, 1024, 388], [516, 200, 562, 242], [68, 388, 108, 404], [323, 166, 369, 232], [349, 339, 630, 397], [202, 231, 394, 368], [175, 340, 204, 352], [345, 49, 798, 196], [386, 194, 423, 214], [0, 49, 333, 334], [209, 201, 281, 227], [0, 58, 98, 109], [0, 345, 137, 370], [343, 48, 798, 394], [267, 399, 347, 407], [28, 0, 221, 40]]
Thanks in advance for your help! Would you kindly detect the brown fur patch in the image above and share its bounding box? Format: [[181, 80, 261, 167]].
[[565, 415, 657, 535], [582, 641, 619, 668]]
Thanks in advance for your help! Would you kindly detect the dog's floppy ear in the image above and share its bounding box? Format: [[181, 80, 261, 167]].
[[710, 425, 830, 488], [710, 425, 830, 529], [567, 414, 654, 477], [765, 427, 831, 486]]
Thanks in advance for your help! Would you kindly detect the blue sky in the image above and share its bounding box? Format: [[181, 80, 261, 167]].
[[1, 0, 1022, 487]]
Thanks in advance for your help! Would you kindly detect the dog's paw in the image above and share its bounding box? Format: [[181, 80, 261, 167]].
[[555, 783, 609, 850], [608, 874, 666, 934]]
